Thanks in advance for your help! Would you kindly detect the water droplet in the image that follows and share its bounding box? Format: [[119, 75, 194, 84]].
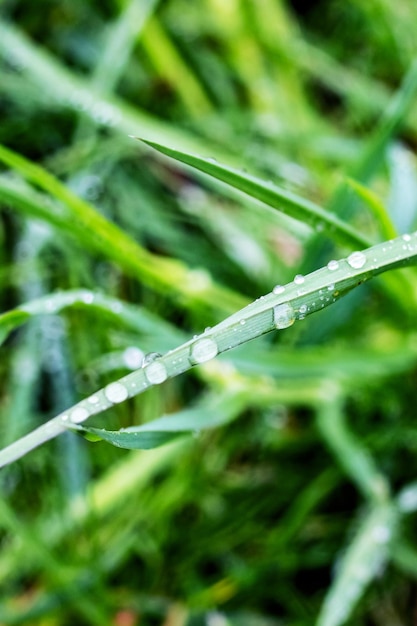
[[105, 382, 129, 404], [142, 352, 162, 367], [347, 251, 366, 269], [144, 361, 168, 384], [273, 285, 285, 295], [299, 304, 307, 314], [61, 414, 69, 421], [372, 525, 391, 544], [81, 292, 95, 304], [88, 394, 100, 404], [327, 283, 335, 291], [240, 319, 246, 325], [403, 233, 411, 242], [206, 157, 218, 164], [294, 274, 305, 285], [327, 260, 339, 271], [70, 407, 89, 424], [273, 303, 295, 329], [190, 338, 218, 364], [123, 347, 144, 369]]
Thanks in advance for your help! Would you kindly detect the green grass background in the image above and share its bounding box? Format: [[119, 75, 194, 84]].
[[1, 0, 417, 624]]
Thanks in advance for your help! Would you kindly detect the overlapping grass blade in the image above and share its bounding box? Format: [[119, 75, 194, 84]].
[[138, 138, 372, 249]]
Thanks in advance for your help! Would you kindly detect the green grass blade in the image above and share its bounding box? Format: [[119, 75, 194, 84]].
[[0, 146, 246, 314], [317, 503, 398, 626], [138, 138, 373, 249], [1, 230, 416, 467]]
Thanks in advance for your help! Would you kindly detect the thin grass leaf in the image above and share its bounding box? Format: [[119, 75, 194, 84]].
[[138, 138, 373, 249], [78, 390, 246, 449], [345, 178, 398, 240], [0, 146, 246, 314], [317, 503, 398, 626], [1, 230, 416, 467]]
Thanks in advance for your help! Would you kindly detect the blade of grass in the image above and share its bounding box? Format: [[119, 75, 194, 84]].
[[137, 138, 373, 249], [1, 230, 416, 467], [317, 502, 398, 626], [0, 146, 246, 314]]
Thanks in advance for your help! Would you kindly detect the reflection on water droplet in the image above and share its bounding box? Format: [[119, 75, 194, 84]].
[[142, 352, 162, 367], [273, 285, 285, 295], [294, 274, 304, 285], [273, 303, 295, 329], [327, 260, 339, 271], [347, 251, 366, 269], [190, 338, 218, 364], [372, 525, 391, 544], [144, 361, 168, 384], [81, 292, 95, 304], [70, 407, 89, 423], [105, 382, 129, 404], [123, 347, 144, 369]]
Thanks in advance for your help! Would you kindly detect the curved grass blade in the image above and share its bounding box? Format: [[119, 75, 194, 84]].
[[138, 138, 373, 249], [0, 289, 184, 349], [0, 230, 417, 468], [78, 390, 246, 450], [317, 503, 398, 626], [0, 146, 246, 315]]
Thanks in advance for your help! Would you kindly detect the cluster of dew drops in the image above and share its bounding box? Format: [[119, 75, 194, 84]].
[[61, 234, 417, 426], [272, 248, 369, 330], [61, 336, 219, 425]]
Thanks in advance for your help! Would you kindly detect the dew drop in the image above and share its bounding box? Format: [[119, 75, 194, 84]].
[[273, 285, 285, 295], [273, 303, 295, 329], [299, 304, 307, 314], [294, 274, 304, 285], [70, 406, 90, 424], [81, 292, 95, 304], [88, 394, 100, 404], [372, 525, 391, 544], [327, 260, 339, 271], [239, 319, 246, 325], [105, 382, 129, 404], [347, 251, 366, 269], [190, 337, 218, 364], [144, 361, 168, 384], [327, 283, 335, 291], [403, 233, 411, 242], [123, 347, 144, 369], [142, 352, 162, 367]]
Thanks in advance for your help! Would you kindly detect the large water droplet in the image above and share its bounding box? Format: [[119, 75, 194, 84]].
[[347, 251, 366, 269], [273, 285, 285, 295], [70, 406, 90, 424], [327, 260, 339, 271], [294, 274, 305, 285], [123, 347, 144, 369], [144, 360, 168, 384], [105, 382, 129, 404], [190, 337, 218, 364], [273, 303, 295, 329], [372, 525, 391, 544]]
